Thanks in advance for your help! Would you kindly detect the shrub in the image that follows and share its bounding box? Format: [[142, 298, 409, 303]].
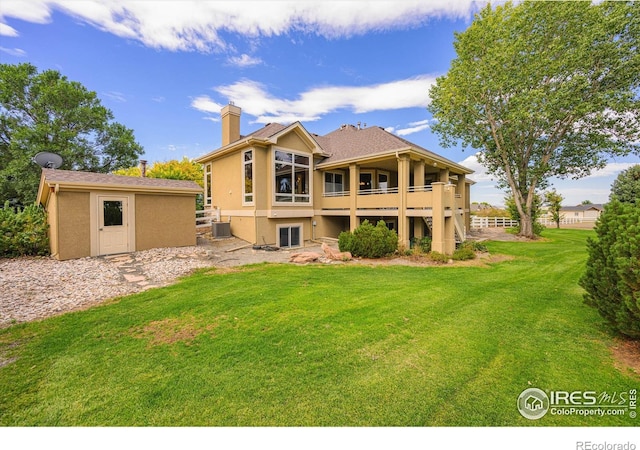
[[429, 251, 450, 264], [411, 236, 432, 254], [580, 166, 640, 339], [461, 240, 487, 253], [452, 246, 475, 261], [0, 202, 50, 258], [338, 220, 398, 258], [580, 200, 640, 338], [338, 230, 354, 255]]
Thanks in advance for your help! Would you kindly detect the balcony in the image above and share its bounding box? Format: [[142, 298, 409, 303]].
[[357, 187, 399, 209], [319, 185, 441, 213], [407, 185, 433, 209]]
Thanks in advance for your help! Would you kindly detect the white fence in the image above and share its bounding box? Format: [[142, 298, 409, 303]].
[[537, 216, 597, 226], [195, 209, 220, 230], [472, 216, 598, 228], [471, 216, 520, 228]]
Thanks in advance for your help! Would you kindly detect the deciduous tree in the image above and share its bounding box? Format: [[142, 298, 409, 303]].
[[544, 190, 564, 229], [428, 1, 639, 238], [0, 63, 143, 204]]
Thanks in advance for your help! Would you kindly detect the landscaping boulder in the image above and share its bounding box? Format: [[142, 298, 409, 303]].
[[321, 243, 352, 261], [290, 252, 322, 264]]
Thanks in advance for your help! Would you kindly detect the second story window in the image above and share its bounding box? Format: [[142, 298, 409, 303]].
[[243, 150, 253, 204], [324, 172, 344, 195], [274, 150, 310, 203]]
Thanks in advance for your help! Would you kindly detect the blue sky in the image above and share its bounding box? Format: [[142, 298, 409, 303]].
[[1, 0, 637, 206]]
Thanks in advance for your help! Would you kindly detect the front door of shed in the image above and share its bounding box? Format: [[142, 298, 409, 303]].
[[98, 196, 130, 255]]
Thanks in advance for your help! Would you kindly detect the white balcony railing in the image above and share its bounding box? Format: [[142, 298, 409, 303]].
[[407, 185, 433, 193], [322, 190, 351, 197], [358, 187, 399, 195]]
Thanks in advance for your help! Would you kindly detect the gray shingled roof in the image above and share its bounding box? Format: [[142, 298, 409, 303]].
[[204, 121, 471, 173], [243, 122, 287, 139], [560, 204, 604, 212], [40, 168, 201, 190]]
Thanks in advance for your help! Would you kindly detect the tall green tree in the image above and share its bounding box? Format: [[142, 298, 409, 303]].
[[0, 63, 144, 204], [610, 164, 640, 204], [544, 190, 564, 229], [581, 168, 640, 339], [428, 1, 640, 238]]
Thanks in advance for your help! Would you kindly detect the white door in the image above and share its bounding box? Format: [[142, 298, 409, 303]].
[[98, 196, 130, 255]]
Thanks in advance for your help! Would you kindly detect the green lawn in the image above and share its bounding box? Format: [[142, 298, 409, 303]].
[[0, 229, 636, 426]]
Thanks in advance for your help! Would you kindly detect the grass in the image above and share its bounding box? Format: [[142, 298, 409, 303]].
[[0, 229, 636, 426]]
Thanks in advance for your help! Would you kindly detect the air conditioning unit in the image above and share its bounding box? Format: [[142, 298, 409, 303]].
[[212, 221, 231, 238]]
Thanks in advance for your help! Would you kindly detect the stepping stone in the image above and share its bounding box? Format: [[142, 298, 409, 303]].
[[123, 274, 146, 283]]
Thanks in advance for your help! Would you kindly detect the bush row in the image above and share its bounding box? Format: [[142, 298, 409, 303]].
[[0, 203, 49, 258]]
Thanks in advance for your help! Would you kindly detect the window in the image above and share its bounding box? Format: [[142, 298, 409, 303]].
[[103, 201, 123, 226], [243, 150, 253, 204], [378, 172, 389, 193], [278, 225, 301, 248], [359, 172, 373, 192], [274, 150, 310, 203], [205, 164, 212, 206], [324, 172, 344, 195]]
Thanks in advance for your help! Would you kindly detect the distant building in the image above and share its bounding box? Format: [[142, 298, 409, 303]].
[[559, 204, 604, 221]]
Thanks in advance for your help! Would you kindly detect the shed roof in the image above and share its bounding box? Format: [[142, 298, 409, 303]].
[[37, 169, 202, 206]]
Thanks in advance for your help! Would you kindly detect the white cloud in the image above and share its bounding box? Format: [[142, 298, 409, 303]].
[[195, 75, 436, 123], [0, 23, 18, 36], [227, 54, 263, 68], [0, 46, 27, 57], [582, 162, 638, 179], [101, 91, 127, 102], [0, 0, 483, 52], [0, 0, 53, 24], [397, 119, 432, 136], [458, 152, 495, 182], [190, 95, 223, 114]]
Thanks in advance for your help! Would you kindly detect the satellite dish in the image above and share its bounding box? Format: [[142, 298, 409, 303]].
[[33, 152, 63, 169]]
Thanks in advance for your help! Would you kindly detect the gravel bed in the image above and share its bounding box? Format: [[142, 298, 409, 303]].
[[0, 256, 136, 327], [0, 246, 219, 328]]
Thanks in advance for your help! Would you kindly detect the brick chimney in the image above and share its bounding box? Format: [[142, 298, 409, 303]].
[[221, 103, 241, 146], [139, 160, 147, 177]]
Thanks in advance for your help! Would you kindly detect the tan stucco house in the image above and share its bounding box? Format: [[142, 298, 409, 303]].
[[559, 204, 604, 221], [195, 104, 474, 255], [37, 169, 202, 260]]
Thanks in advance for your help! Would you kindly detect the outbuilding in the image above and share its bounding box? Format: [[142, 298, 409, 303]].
[[36, 169, 202, 260]]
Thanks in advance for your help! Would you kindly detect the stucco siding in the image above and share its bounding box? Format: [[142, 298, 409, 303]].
[[211, 151, 244, 211], [229, 215, 256, 243], [276, 131, 314, 154], [47, 192, 59, 258], [135, 194, 196, 250], [57, 191, 91, 260]]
